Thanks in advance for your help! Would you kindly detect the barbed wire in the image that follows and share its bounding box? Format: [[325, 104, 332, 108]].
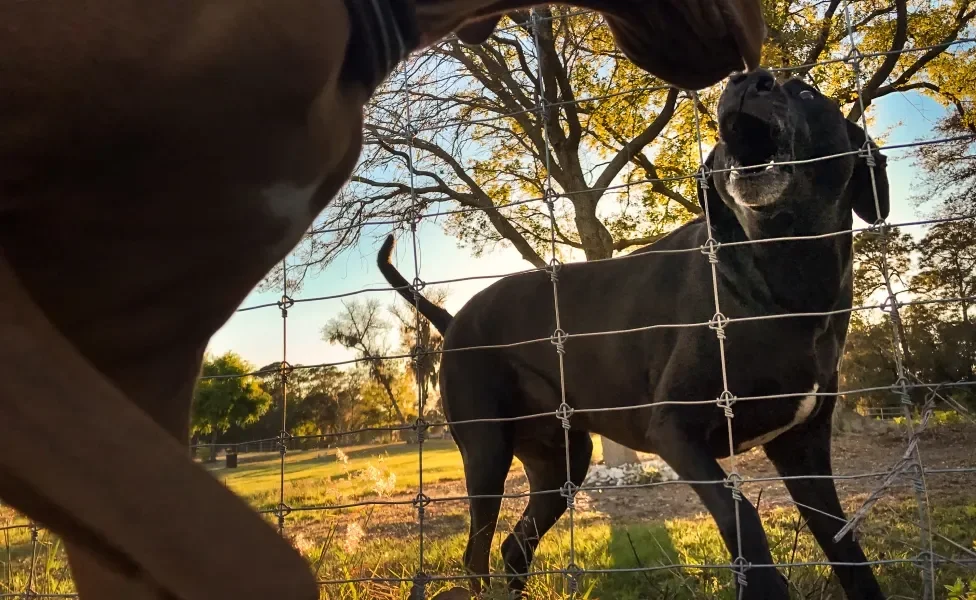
[[4, 5, 976, 600]]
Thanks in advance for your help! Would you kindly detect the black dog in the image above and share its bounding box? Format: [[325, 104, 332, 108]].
[[378, 69, 889, 600]]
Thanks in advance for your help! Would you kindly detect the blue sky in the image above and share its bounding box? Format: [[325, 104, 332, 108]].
[[206, 88, 951, 369]]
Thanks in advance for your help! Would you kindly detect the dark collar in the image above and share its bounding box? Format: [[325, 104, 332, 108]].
[[341, 0, 420, 93]]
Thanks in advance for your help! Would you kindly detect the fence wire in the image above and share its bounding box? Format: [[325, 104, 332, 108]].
[[2, 4, 976, 600]]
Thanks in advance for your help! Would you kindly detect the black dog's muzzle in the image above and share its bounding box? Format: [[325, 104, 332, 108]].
[[341, 0, 420, 94]]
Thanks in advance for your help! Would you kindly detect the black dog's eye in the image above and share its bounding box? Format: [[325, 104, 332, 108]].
[[799, 90, 815, 100]]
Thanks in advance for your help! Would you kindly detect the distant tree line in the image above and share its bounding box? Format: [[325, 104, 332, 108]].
[[844, 218, 975, 413], [190, 292, 446, 460]]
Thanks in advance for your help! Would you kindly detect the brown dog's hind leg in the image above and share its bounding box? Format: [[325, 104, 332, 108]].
[[0, 256, 317, 600], [64, 545, 172, 600], [61, 358, 201, 600]]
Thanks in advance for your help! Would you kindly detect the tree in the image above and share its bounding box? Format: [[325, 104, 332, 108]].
[[844, 219, 976, 413], [911, 29, 976, 216], [245, 364, 348, 444], [852, 226, 917, 366], [293, 367, 348, 437], [914, 220, 976, 323], [913, 220, 976, 382], [277, 2, 976, 465], [389, 288, 447, 420], [192, 352, 272, 461], [323, 299, 411, 425]]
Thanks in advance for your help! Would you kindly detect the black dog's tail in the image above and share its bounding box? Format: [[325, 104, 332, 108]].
[[377, 234, 453, 335]]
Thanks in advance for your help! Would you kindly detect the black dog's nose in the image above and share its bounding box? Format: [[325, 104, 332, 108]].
[[729, 69, 777, 96]]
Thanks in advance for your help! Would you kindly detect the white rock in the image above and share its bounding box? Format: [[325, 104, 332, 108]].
[[582, 457, 679, 488]]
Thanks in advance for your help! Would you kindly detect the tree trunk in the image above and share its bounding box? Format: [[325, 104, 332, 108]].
[[378, 374, 407, 423], [890, 307, 914, 370], [601, 437, 640, 467], [377, 372, 418, 443]]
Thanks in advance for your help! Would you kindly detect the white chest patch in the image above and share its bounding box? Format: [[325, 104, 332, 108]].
[[262, 179, 321, 257], [735, 384, 819, 453]]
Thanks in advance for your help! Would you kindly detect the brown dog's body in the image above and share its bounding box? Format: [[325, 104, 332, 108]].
[[0, 1, 765, 597]]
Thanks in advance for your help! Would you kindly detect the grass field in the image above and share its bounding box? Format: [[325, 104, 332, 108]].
[[3, 426, 976, 599]]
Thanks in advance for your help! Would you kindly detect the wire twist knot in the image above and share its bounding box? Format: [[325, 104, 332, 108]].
[[413, 418, 430, 443], [860, 141, 878, 168], [555, 402, 574, 430], [878, 294, 903, 319], [561, 481, 579, 509], [717, 390, 737, 419], [725, 471, 744, 502], [731, 556, 750, 586], [551, 328, 568, 355], [411, 277, 427, 294], [709, 312, 729, 340], [564, 562, 583, 595], [278, 295, 294, 317], [544, 186, 559, 211], [277, 430, 292, 455], [537, 98, 551, 124], [701, 237, 721, 264], [891, 376, 911, 405], [696, 165, 712, 191], [408, 572, 429, 600], [413, 492, 432, 514], [548, 257, 562, 282], [868, 218, 888, 236], [915, 551, 934, 573], [410, 342, 426, 365], [273, 502, 293, 519], [279, 361, 294, 379], [912, 473, 926, 494], [404, 207, 423, 230]]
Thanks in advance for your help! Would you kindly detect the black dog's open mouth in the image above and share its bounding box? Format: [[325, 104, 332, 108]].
[[719, 113, 793, 180]]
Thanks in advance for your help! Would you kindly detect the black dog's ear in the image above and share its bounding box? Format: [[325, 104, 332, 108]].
[[845, 119, 890, 223], [696, 149, 736, 232]]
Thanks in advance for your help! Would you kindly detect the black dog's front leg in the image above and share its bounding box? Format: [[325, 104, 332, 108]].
[[652, 412, 789, 600], [763, 388, 885, 600]]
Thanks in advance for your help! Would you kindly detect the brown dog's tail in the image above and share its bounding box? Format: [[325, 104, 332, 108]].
[[377, 235, 453, 335]]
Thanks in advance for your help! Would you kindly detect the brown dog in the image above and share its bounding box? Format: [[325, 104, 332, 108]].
[[0, 1, 764, 598]]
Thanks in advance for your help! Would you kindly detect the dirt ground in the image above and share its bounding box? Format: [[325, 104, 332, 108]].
[[319, 423, 976, 540]]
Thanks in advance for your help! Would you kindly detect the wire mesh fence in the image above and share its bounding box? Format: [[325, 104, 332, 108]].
[[2, 2, 976, 599]]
